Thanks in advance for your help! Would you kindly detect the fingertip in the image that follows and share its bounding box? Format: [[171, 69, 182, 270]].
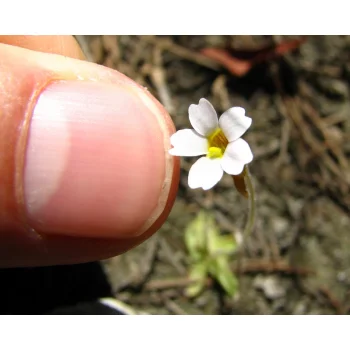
[[0, 42, 180, 266], [24, 80, 176, 239]]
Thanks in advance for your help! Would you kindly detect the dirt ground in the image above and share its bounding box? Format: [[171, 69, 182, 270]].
[[2, 36, 348, 315], [74, 35, 349, 315]]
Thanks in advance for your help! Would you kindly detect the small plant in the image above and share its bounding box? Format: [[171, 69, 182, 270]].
[[184, 210, 238, 298]]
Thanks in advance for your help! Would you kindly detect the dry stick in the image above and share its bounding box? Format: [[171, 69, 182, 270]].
[[270, 63, 292, 169], [277, 91, 350, 209], [298, 79, 348, 170], [323, 111, 349, 126], [144, 277, 206, 291], [75, 35, 95, 62], [318, 287, 346, 315], [234, 259, 312, 275], [271, 64, 348, 186], [144, 260, 312, 291], [253, 139, 280, 160], [150, 47, 176, 115], [300, 100, 349, 171], [143, 36, 221, 71], [163, 298, 188, 315], [276, 97, 292, 166], [287, 97, 346, 182], [211, 75, 232, 111]]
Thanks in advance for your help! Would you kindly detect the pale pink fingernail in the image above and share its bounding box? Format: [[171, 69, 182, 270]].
[[24, 80, 167, 238]]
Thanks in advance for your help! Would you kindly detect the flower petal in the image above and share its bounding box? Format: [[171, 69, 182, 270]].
[[221, 138, 253, 175], [169, 129, 208, 156], [189, 98, 218, 137], [219, 107, 252, 142], [188, 156, 223, 190]]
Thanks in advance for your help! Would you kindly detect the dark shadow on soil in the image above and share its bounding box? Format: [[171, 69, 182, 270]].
[[226, 58, 299, 99]]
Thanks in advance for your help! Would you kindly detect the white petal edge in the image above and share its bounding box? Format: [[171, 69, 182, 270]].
[[188, 98, 218, 137], [188, 156, 224, 190], [218, 107, 252, 142], [220, 138, 253, 175], [169, 129, 208, 156]]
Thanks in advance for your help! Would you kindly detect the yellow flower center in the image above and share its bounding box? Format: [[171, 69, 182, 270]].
[[207, 128, 229, 159]]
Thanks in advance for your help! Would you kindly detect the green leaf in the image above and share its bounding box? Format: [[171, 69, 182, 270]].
[[185, 261, 208, 298], [208, 256, 239, 297], [208, 234, 237, 257], [184, 210, 209, 261], [205, 217, 221, 255]]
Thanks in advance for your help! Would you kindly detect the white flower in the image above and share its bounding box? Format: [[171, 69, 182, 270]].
[[169, 98, 253, 190]]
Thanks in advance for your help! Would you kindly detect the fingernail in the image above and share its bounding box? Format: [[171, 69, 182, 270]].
[[24, 80, 167, 238]]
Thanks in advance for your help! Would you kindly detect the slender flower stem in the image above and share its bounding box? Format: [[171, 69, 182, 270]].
[[243, 165, 256, 240], [234, 165, 256, 273]]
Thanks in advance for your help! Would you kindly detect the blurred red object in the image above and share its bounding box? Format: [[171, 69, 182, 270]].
[[201, 37, 307, 77]]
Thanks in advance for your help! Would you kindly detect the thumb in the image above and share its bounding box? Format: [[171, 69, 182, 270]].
[[0, 42, 179, 267]]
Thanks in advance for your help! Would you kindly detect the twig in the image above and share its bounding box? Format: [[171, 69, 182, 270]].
[[143, 36, 221, 71], [211, 74, 231, 111], [163, 298, 188, 315], [318, 287, 346, 315], [143, 260, 312, 291], [299, 100, 349, 171], [270, 62, 347, 183], [272, 65, 349, 191], [150, 47, 176, 115], [323, 110, 349, 126], [75, 35, 94, 62], [252, 139, 280, 160], [144, 277, 205, 291], [278, 108, 292, 166], [287, 97, 347, 183], [233, 259, 313, 276]]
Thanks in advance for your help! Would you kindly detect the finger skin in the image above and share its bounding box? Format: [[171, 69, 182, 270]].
[[0, 35, 85, 59], [0, 41, 179, 267]]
